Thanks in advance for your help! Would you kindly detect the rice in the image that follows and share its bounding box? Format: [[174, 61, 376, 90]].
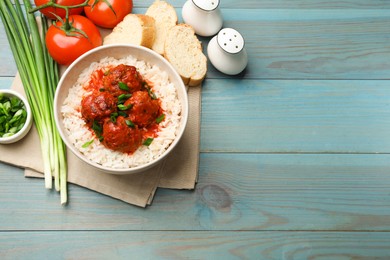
[[61, 55, 182, 169]]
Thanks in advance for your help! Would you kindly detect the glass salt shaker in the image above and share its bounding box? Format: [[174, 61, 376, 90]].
[[182, 0, 223, 37], [207, 28, 248, 75]]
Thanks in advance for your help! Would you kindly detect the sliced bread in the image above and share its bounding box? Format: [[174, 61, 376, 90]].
[[164, 24, 207, 86], [103, 14, 156, 48], [145, 0, 178, 55]]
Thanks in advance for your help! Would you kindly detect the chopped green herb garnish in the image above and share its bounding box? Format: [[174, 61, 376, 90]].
[[118, 111, 127, 117], [142, 81, 149, 89], [156, 114, 165, 123], [92, 120, 102, 133], [82, 139, 94, 148], [143, 84, 157, 100], [118, 81, 130, 91], [143, 138, 153, 146], [148, 88, 157, 100], [110, 112, 118, 123], [99, 88, 105, 92], [118, 104, 133, 111], [92, 120, 103, 140], [125, 120, 135, 128], [117, 93, 132, 104], [10, 97, 22, 111], [0, 95, 27, 138]]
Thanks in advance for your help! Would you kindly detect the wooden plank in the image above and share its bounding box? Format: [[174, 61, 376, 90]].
[[1, 231, 390, 259], [0, 22, 17, 77], [2, 9, 390, 79], [212, 9, 390, 79], [201, 79, 390, 153], [0, 77, 13, 89], [1, 153, 390, 231]]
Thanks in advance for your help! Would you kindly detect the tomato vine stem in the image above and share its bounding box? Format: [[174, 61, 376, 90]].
[[29, 0, 99, 40], [29, 0, 90, 14], [29, 0, 115, 39]]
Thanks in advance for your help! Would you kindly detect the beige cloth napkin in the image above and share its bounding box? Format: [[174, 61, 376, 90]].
[[0, 73, 201, 207]]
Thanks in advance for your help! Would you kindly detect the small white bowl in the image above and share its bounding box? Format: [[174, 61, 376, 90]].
[[0, 89, 33, 144], [54, 44, 189, 174]]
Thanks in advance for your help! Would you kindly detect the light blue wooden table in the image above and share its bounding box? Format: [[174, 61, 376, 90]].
[[2, 0, 390, 259]]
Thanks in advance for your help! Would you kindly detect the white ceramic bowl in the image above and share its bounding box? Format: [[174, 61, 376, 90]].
[[0, 89, 33, 144], [54, 44, 189, 174]]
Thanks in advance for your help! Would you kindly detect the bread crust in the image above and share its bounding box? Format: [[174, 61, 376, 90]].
[[146, 0, 178, 55], [103, 14, 156, 49], [164, 24, 207, 87], [137, 14, 156, 48]]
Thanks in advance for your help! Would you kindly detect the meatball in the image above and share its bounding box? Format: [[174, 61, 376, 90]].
[[101, 116, 143, 154], [103, 65, 144, 97], [81, 91, 117, 125], [124, 91, 161, 127]]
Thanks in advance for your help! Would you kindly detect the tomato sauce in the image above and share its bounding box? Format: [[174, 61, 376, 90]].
[[81, 64, 164, 154]]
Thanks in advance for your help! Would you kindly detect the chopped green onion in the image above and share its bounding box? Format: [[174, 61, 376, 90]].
[[92, 120, 102, 137], [91, 120, 104, 142], [110, 112, 118, 123], [117, 93, 131, 104], [2, 101, 11, 115], [2, 132, 14, 138], [125, 119, 135, 128], [118, 111, 127, 117], [156, 114, 165, 124], [118, 81, 130, 91], [0, 0, 67, 204], [9, 126, 18, 133], [143, 138, 153, 146], [0, 95, 27, 137], [82, 139, 94, 148], [148, 88, 157, 100], [118, 104, 132, 111], [10, 96, 22, 110]]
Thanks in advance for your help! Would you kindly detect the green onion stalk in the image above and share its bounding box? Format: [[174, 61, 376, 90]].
[[0, 0, 67, 204]]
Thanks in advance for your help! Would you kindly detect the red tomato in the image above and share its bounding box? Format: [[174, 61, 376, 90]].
[[46, 15, 102, 65], [34, 0, 85, 19], [84, 0, 133, 29]]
